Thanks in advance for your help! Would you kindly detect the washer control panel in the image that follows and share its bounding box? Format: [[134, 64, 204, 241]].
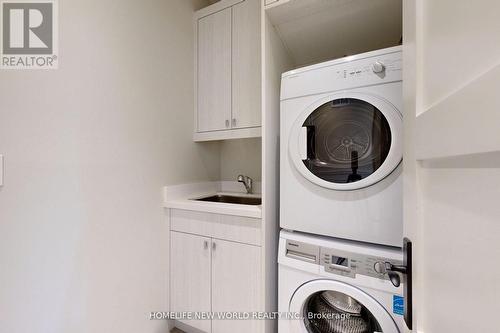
[[321, 246, 402, 281], [282, 237, 402, 281]]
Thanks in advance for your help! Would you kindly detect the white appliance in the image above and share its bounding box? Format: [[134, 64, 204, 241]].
[[280, 46, 403, 247], [278, 230, 405, 333]]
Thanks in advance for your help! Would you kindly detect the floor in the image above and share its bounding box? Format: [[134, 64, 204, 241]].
[[170, 329, 185, 333]]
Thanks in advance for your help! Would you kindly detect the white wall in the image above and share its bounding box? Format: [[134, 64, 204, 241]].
[[220, 138, 262, 181], [0, 1, 215, 333], [419, 0, 500, 112], [404, 0, 500, 332]]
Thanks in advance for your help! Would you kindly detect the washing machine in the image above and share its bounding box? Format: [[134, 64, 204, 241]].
[[278, 230, 405, 333], [280, 46, 403, 247]]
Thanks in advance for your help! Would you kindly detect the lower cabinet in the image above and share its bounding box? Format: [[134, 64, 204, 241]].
[[170, 231, 212, 332], [212, 238, 262, 333], [170, 229, 262, 333]]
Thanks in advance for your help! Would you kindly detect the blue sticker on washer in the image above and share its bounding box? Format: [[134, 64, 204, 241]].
[[393, 295, 404, 315]]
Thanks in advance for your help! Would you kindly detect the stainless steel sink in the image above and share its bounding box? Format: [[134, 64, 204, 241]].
[[194, 194, 261, 205]]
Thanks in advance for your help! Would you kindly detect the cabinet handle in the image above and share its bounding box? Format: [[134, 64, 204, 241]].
[[225, 120, 230, 128], [212, 242, 216, 251], [232, 118, 236, 127], [204, 240, 208, 250]]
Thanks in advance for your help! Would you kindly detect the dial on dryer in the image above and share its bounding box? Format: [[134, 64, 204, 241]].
[[372, 61, 386, 73]]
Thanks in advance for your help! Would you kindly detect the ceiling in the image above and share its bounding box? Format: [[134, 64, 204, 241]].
[[267, 0, 402, 67]]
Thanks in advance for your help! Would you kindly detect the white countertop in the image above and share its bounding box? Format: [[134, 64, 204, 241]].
[[163, 182, 262, 219]]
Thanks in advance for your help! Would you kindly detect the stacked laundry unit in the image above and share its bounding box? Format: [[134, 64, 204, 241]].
[[278, 46, 409, 333]]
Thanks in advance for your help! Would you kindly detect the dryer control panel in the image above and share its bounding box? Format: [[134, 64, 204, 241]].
[[333, 56, 402, 81], [281, 47, 402, 100]]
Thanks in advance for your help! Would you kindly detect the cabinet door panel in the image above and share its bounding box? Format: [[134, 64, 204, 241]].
[[212, 239, 262, 333], [232, 0, 261, 129], [197, 8, 232, 132], [170, 231, 212, 333]]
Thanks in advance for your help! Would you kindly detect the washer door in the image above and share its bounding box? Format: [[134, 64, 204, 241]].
[[289, 92, 402, 190], [289, 280, 399, 333]]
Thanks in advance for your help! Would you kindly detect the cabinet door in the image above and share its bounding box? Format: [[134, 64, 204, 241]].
[[170, 231, 212, 333], [232, 0, 261, 129], [211, 239, 262, 333], [197, 8, 232, 132]]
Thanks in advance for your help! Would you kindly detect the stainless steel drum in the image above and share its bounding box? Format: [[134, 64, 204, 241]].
[[304, 291, 383, 333], [321, 291, 363, 315]]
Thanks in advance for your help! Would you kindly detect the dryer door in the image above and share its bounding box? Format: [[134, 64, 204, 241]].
[[289, 92, 402, 190], [289, 279, 399, 333]]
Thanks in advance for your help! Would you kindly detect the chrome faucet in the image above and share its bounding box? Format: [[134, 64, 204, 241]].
[[237, 175, 253, 194]]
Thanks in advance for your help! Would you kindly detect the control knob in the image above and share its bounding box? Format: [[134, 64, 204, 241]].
[[374, 261, 408, 287], [372, 61, 385, 73], [374, 261, 386, 274]]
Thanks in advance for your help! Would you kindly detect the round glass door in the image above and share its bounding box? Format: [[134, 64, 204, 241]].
[[304, 290, 382, 333], [289, 93, 402, 191], [289, 280, 399, 333]]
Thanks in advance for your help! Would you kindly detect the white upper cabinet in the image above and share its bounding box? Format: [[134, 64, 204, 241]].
[[197, 7, 232, 133], [232, 0, 262, 129], [194, 0, 262, 141]]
